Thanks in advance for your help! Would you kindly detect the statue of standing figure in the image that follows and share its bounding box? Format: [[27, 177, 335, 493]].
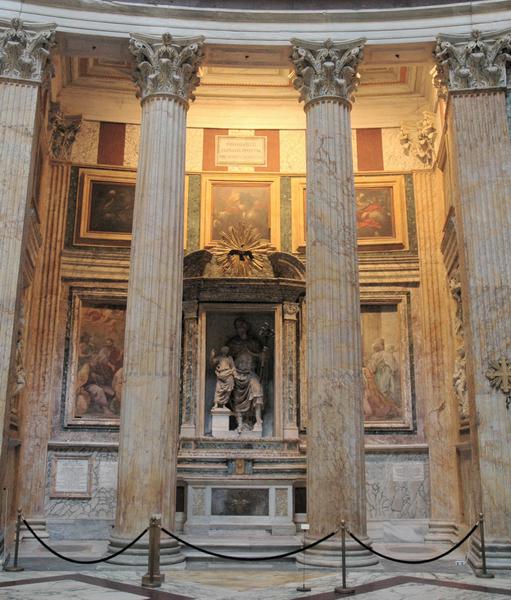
[[210, 317, 269, 432]]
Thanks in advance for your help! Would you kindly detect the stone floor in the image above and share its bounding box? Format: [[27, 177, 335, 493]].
[[1, 539, 511, 599]]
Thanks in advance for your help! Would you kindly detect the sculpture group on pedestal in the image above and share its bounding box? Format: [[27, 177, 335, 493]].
[[210, 317, 271, 434]]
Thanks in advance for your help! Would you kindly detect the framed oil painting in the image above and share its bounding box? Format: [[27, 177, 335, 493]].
[[74, 168, 136, 247], [360, 292, 414, 430], [201, 174, 280, 248], [291, 174, 408, 251], [65, 289, 126, 427]]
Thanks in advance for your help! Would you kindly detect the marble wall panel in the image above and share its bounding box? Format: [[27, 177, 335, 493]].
[[70, 120, 100, 165], [365, 453, 430, 520], [279, 130, 306, 173], [45, 450, 117, 520], [123, 124, 140, 168], [186, 128, 204, 172]]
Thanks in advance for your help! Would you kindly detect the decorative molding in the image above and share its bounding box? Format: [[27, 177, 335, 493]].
[[434, 28, 511, 92], [48, 102, 82, 161], [290, 37, 366, 106], [486, 357, 511, 410], [399, 111, 437, 167], [283, 302, 299, 320], [0, 18, 55, 83], [129, 32, 204, 103]]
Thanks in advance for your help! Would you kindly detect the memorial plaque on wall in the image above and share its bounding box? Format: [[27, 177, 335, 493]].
[[392, 462, 425, 482], [215, 136, 267, 167], [51, 455, 93, 498]]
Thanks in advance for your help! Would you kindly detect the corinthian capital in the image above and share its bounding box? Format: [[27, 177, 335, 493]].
[[434, 29, 511, 92], [48, 102, 82, 161], [290, 37, 366, 107], [0, 18, 56, 83], [129, 32, 204, 104]]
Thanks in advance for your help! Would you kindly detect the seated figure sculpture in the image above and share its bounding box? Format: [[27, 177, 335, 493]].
[[211, 317, 268, 432]]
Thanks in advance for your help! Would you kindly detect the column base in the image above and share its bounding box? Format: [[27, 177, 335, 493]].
[[468, 535, 511, 571], [20, 519, 49, 541], [424, 520, 459, 544], [106, 534, 185, 566], [296, 535, 379, 568]]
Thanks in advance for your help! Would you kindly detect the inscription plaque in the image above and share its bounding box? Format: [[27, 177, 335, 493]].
[[392, 462, 425, 482], [211, 488, 269, 516], [215, 136, 267, 167], [51, 455, 92, 498]]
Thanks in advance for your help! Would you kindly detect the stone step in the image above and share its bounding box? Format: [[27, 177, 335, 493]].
[[179, 534, 301, 563]]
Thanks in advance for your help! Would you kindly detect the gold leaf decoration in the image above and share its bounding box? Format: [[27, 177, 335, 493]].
[[210, 222, 272, 277]]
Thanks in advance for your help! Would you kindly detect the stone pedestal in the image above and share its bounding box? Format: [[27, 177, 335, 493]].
[[0, 20, 55, 531], [109, 32, 204, 566], [435, 29, 511, 569], [211, 407, 231, 437], [291, 38, 377, 567]]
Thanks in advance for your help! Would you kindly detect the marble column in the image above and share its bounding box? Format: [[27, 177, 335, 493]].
[[434, 29, 511, 570], [17, 104, 81, 539], [109, 32, 204, 565], [0, 18, 55, 477], [414, 169, 461, 543], [291, 38, 377, 567]]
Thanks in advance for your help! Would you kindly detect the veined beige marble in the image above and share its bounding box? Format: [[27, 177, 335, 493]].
[[445, 89, 511, 569], [70, 119, 99, 165], [280, 130, 306, 173], [185, 128, 203, 172], [123, 123, 140, 168], [110, 32, 204, 565], [414, 169, 461, 543], [291, 37, 376, 567]]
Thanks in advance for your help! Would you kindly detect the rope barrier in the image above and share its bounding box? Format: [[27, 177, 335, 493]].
[[348, 521, 479, 565], [22, 519, 148, 565], [161, 526, 338, 561]]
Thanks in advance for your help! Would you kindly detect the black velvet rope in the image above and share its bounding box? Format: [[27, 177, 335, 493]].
[[22, 519, 148, 565], [161, 527, 338, 561], [348, 522, 479, 565]]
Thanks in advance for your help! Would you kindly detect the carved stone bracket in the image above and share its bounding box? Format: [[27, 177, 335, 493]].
[[290, 37, 366, 107], [434, 28, 511, 92], [399, 111, 437, 167], [129, 32, 204, 104], [486, 356, 511, 410], [48, 102, 82, 161], [0, 18, 56, 83]]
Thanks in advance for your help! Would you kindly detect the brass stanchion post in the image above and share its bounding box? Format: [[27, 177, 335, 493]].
[[296, 523, 311, 592], [4, 508, 24, 572], [476, 512, 494, 579], [141, 514, 165, 588], [334, 520, 355, 595]]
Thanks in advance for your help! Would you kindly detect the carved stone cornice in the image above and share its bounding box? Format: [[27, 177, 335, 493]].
[[48, 102, 82, 161], [0, 18, 56, 83], [129, 32, 204, 104], [434, 28, 511, 93], [290, 37, 366, 108]]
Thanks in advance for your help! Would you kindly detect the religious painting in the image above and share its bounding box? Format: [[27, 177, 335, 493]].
[[291, 174, 408, 251], [201, 175, 280, 248], [65, 290, 126, 426], [74, 168, 136, 247], [360, 294, 414, 430]]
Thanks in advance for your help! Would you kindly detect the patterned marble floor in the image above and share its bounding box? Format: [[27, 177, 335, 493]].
[[1, 568, 511, 599]]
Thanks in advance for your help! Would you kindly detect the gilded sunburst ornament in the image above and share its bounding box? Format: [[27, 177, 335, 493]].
[[210, 223, 272, 277]]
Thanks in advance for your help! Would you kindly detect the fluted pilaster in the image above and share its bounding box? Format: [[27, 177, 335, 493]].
[[291, 38, 376, 567], [0, 19, 55, 460], [282, 302, 299, 439], [110, 32, 203, 566], [435, 28, 511, 569], [414, 169, 461, 543]]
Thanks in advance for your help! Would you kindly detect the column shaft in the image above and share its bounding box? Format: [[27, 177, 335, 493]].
[[115, 96, 186, 538], [447, 91, 511, 566]]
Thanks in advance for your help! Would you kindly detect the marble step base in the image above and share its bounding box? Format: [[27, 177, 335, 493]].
[[468, 535, 511, 571], [106, 534, 185, 567], [296, 536, 380, 568], [180, 533, 301, 562]]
